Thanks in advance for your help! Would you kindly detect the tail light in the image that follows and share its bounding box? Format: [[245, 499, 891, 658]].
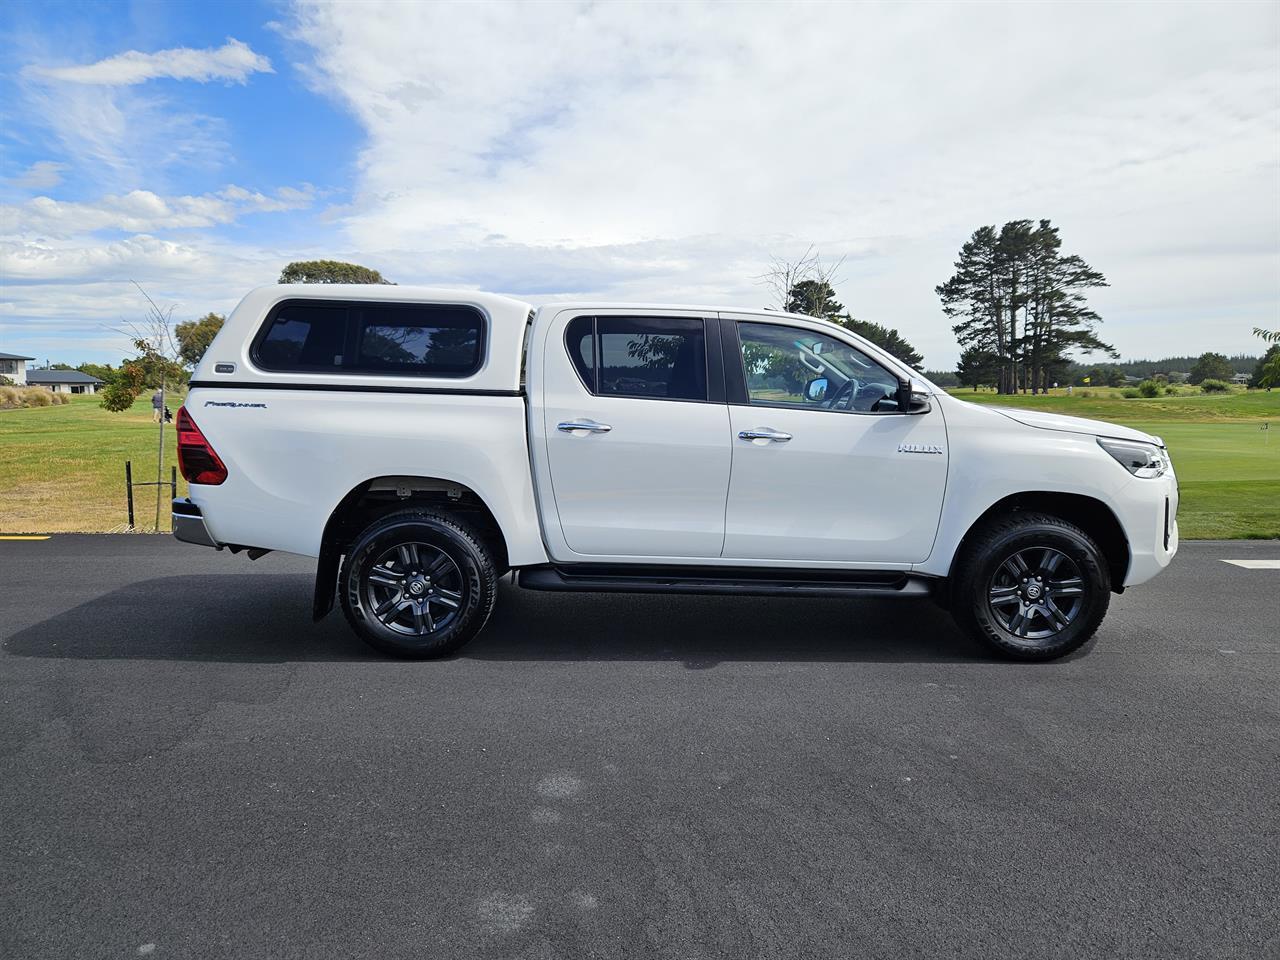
[[176, 406, 228, 485]]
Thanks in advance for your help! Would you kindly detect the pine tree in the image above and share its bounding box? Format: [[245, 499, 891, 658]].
[[938, 219, 1114, 394]]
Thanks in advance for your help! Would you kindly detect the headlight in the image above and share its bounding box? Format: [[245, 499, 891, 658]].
[[1098, 437, 1168, 478]]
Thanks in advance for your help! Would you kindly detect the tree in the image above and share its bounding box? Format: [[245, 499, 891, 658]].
[[956, 346, 1002, 390], [175, 313, 225, 367], [279, 260, 390, 284], [1187, 351, 1234, 385], [756, 246, 925, 368], [77, 362, 119, 386], [1252, 328, 1279, 390], [786, 279, 846, 321], [101, 284, 188, 531], [937, 219, 1114, 394]]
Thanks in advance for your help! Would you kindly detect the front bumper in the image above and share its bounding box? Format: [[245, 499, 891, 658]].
[[1120, 469, 1179, 587], [172, 498, 219, 548]]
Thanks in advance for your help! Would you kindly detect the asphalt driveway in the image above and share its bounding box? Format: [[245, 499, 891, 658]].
[[1, 536, 1277, 959]]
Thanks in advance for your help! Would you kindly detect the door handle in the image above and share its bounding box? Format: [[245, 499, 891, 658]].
[[738, 429, 792, 442], [557, 420, 612, 434]]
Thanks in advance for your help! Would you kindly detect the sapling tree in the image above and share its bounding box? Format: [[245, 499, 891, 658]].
[[101, 284, 186, 531]]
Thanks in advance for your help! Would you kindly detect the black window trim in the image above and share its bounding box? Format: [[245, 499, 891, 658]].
[[250, 297, 488, 379], [561, 313, 724, 405], [722, 317, 910, 416]]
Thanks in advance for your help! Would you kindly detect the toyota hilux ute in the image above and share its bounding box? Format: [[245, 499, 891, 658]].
[[172, 285, 1178, 661]]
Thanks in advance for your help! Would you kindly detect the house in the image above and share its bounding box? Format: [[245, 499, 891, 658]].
[[24, 369, 104, 395], [0, 351, 34, 386], [1232, 372, 1251, 385]]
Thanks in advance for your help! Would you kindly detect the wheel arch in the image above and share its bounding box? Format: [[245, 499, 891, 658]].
[[313, 475, 510, 621], [948, 491, 1130, 594]]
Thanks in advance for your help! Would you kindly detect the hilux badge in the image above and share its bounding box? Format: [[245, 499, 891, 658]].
[[898, 443, 944, 455]]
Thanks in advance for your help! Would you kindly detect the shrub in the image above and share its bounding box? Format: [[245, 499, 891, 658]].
[[1200, 379, 1230, 394], [1137, 379, 1160, 398], [51, 392, 70, 405], [21, 387, 53, 407], [0, 385, 20, 407], [1164, 385, 1179, 395], [1121, 388, 1141, 398], [1079, 390, 1092, 398]]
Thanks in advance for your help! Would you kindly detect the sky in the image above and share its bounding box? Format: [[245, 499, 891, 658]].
[[1, 0, 1277, 370]]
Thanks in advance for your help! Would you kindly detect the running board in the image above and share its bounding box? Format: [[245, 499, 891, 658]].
[[517, 565, 934, 599]]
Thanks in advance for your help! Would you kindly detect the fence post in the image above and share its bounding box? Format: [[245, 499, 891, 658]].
[[171, 465, 177, 502], [125, 460, 135, 530]]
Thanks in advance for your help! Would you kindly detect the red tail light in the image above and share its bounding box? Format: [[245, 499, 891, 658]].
[[176, 406, 228, 485]]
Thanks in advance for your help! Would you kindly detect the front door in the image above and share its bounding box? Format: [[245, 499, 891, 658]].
[[540, 312, 730, 559], [721, 316, 948, 565]]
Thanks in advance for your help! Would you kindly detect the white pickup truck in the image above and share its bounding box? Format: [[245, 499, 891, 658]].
[[173, 285, 1178, 661]]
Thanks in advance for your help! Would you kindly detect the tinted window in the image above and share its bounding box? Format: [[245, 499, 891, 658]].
[[256, 304, 347, 370], [597, 317, 706, 401], [736, 321, 900, 413], [355, 304, 482, 375], [254, 301, 485, 376], [566, 315, 596, 391]]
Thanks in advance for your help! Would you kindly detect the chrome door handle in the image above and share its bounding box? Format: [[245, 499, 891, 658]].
[[557, 420, 612, 433], [738, 429, 792, 442]]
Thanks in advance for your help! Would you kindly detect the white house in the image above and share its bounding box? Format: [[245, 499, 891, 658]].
[[0, 351, 34, 385], [25, 369, 104, 394]]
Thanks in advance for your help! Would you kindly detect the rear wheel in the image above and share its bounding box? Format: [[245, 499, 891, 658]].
[[339, 509, 497, 659], [951, 513, 1111, 661]]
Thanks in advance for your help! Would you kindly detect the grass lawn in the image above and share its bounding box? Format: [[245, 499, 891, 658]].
[[947, 387, 1280, 539], [1, 393, 188, 533]]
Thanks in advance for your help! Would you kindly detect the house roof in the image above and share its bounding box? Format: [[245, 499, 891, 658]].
[[25, 370, 103, 384], [0, 351, 35, 361]]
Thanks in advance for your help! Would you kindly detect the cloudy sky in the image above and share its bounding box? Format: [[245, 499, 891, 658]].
[[1, 0, 1277, 369]]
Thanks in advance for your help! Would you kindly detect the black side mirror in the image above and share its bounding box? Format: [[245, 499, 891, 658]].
[[896, 377, 932, 415], [805, 376, 829, 402], [896, 378, 912, 411]]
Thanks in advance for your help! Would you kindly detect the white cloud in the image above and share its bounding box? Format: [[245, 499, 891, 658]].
[[1, 185, 315, 238], [286, 0, 1280, 365], [8, 161, 67, 190], [27, 38, 272, 86]]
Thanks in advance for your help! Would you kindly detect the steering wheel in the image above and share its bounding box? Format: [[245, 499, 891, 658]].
[[854, 383, 890, 412], [826, 378, 858, 410]]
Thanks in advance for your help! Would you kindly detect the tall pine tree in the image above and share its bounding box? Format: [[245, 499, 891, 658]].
[[938, 220, 1114, 393]]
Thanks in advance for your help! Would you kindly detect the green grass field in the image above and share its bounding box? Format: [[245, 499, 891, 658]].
[[1, 387, 1277, 538], [1, 393, 188, 533], [948, 387, 1280, 539]]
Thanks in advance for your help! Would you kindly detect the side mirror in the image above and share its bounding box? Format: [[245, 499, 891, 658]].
[[897, 377, 932, 415], [805, 376, 829, 402]]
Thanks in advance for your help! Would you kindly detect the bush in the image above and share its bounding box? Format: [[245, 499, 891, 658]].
[[1165, 385, 1179, 395], [1137, 379, 1160, 398], [1200, 379, 1230, 394], [21, 387, 53, 407], [1121, 388, 1141, 398], [1079, 390, 1092, 398], [0, 385, 20, 408], [50, 392, 70, 405]]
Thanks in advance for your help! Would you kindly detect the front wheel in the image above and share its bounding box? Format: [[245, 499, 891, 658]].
[[951, 513, 1111, 662], [339, 509, 498, 659]]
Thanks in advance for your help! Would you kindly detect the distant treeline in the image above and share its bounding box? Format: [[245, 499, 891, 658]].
[[925, 354, 1260, 388]]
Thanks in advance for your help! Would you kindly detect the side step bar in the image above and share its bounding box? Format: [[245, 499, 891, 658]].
[[517, 565, 934, 599]]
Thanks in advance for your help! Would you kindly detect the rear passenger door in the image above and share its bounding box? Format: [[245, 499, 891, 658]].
[[538, 311, 731, 559]]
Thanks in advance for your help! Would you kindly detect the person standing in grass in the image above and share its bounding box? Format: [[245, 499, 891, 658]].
[[151, 389, 163, 423]]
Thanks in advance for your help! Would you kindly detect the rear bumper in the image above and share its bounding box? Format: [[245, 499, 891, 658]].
[[172, 498, 219, 548]]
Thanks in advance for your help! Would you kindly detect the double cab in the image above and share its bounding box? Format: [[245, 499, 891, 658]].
[[173, 285, 1178, 661]]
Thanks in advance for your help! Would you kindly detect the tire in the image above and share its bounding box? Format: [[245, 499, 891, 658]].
[[339, 508, 498, 659], [951, 512, 1111, 662]]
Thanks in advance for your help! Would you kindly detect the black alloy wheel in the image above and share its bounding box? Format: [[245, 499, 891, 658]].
[[339, 509, 497, 659], [951, 512, 1111, 661], [986, 547, 1085, 641]]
